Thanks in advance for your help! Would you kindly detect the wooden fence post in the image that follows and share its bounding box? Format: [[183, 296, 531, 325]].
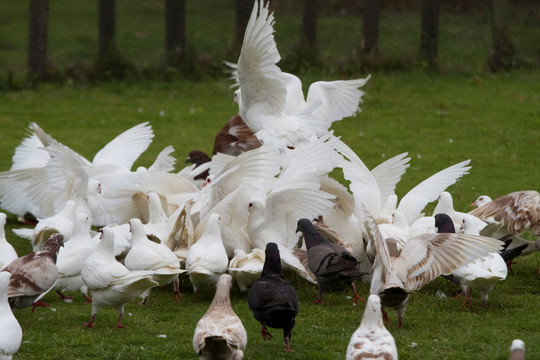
[[165, 0, 186, 67], [420, 0, 440, 67], [28, 0, 49, 78]]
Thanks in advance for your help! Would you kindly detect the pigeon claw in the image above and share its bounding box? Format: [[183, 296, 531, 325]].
[[311, 297, 323, 305], [174, 289, 183, 303], [260, 325, 273, 340], [31, 301, 51, 312]]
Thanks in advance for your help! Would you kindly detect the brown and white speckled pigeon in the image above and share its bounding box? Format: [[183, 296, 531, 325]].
[[295, 218, 367, 305], [247, 242, 298, 352], [346, 294, 398, 360], [193, 274, 247, 360], [470, 190, 540, 239], [4, 233, 64, 310]]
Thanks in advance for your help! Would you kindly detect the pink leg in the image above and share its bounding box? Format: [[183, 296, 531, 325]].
[[31, 301, 51, 312], [460, 288, 472, 308], [261, 325, 273, 340], [56, 290, 74, 301], [83, 313, 97, 328], [116, 311, 127, 329], [82, 293, 93, 304], [350, 282, 366, 305], [173, 278, 182, 303], [284, 337, 294, 352]]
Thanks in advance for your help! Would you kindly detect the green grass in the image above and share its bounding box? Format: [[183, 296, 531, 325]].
[[0, 69, 540, 359]]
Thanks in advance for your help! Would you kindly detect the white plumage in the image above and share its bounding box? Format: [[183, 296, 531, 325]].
[[346, 294, 398, 360], [228, 248, 265, 292], [0, 272, 23, 360], [52, 212, 94, 302], [193, 274, 247, 360], [0, 213, 18, 270], [186, 213, 229, 294], [231, 0, 369, 150], [81, 226, 158, 328], [124, 218, 184, 304]]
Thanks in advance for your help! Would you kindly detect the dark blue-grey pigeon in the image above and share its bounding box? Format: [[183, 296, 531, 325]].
[[295, 218, 367, 305], [247, 242, 298, 352]]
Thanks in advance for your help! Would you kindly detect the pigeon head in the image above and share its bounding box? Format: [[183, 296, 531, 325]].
[[186, 150, 211, 167], [42, 233, 64, 252], [262, 242, 283, 276], [434, 213, 455, 233], [232, 89, 241, 105], [295, 218, 322, 249]]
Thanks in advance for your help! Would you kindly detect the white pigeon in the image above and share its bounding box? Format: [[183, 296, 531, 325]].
[[0, 213, 18, 270], [363, 211, 503, 327], [228, 248, 265, 292], [231, 0, 370, 150], [336, 137, 473, 227], [346, 294, 398, 360], [124, 218, 185, 304], [246, 134, 340, 282], [192, 274, 247, 360], [0, 272, 23, 360], [186, 213, 229, 294], [52, 213, 94, 303], [452, 218, 508, 308], [471, 195, 492, 208], [81, 226, 159, 328], [13, 199, 77, 251], [433, 191, 487, 231]]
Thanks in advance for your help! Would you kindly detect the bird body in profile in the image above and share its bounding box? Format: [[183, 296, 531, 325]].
[[247, 242, 298, 352], [81, 227, 158, 328], [5, 233, 64, 310], [295, 218, 367, 305], [193, 274, 247, 360], [0, 272, 23, 360], [346, 294, 398, 360], [470, 190, 540, 239]]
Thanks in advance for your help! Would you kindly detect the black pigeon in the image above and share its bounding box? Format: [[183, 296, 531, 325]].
[[434, 213, 463, 285], [295, 218, 367, 305], [247, 242, 298, 352]]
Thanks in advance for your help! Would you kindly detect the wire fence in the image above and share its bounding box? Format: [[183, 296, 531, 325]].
[[1, 0, 539, 84]]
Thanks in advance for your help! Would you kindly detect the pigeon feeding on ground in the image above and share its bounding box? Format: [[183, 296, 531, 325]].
[[295, 218, 367, 305], [247, 242, 298, 352], [346, 294, 398, 360], [81, 227, 158, 328], [5, 233, 63, 311], [193, 274, 247, 360], [0, 272, 23, 360]]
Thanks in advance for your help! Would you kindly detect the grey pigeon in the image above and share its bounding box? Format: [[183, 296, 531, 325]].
[[4, 233, 64, 311], [247, 242, 298, 352], [295, 218, 367, 305]]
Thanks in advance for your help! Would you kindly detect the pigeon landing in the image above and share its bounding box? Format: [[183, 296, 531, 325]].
[[247, 242, 298, 352], [295, 218, 367, 305]]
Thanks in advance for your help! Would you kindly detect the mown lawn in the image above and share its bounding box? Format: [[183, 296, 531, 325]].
[[0, 69, 539, 359]]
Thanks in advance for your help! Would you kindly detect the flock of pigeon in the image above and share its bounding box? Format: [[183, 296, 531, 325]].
[[0, 1, 538, 359]]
